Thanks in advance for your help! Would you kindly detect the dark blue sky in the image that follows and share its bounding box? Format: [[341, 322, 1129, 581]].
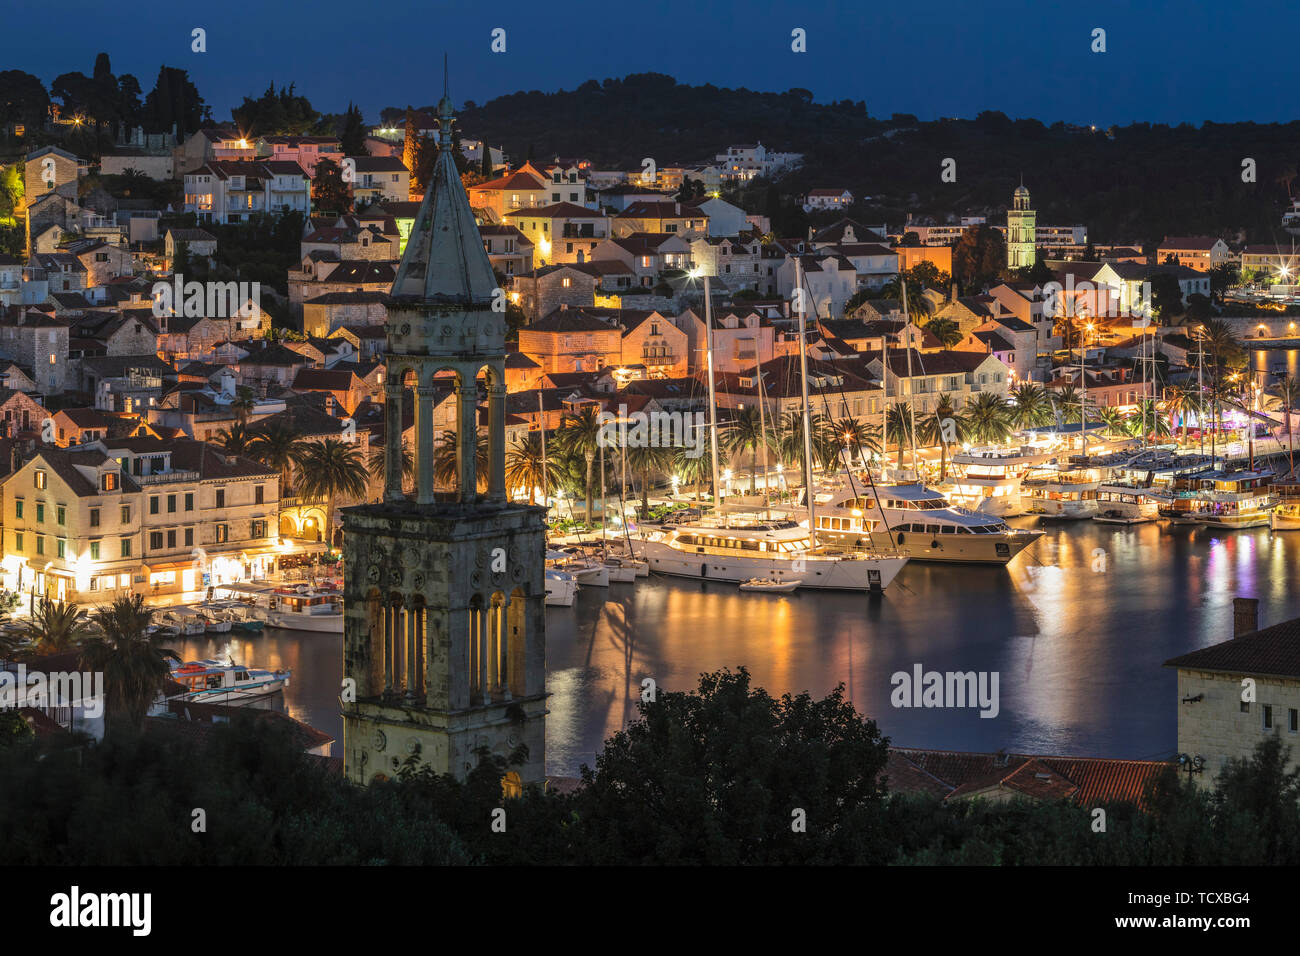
[[18, 0, 1298, 127]]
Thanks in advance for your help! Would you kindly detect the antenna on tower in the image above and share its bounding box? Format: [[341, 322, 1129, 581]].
[[443, 54, 448, 101]]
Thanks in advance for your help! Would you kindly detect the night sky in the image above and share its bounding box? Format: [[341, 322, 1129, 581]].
[[17, 0, 1299, 127]]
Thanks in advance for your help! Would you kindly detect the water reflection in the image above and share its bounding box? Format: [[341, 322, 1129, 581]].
[[168, 521, 1300, 776]]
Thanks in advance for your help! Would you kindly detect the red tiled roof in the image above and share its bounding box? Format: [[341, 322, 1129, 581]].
[[888, 748, 1169, 809]]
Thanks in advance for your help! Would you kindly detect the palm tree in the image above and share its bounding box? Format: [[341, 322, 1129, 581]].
[[925, 317, 963, 349], [250, 422, 305, 494], [917, 394, 964, 479], [504, 432, 549, 505], [79, 594, 176, 734], [775, 410, 808, 474], [553, 407, 603, 522], [1095, 406, 1127, 438], [232, 385, 256, 425], [907, 291, 935, 325], [673, 446, 712, 502], [432, 429, 489, 495], [829, 415, 879, 472], [1052, 384, 1092, 425], [293, 438, 370, 548], [1007, 382, 1053, 430], [1204, 377, 1234, 460], [962, 392, 1013, 445], [885, 402, 916, 468], [625, 443, 671, 517], [1163, 383, 1200, 446], [721, 406, 770, 492], [215, 422, 257, 456], [368, 437, 415, 495], [1127, 398, 1171, 440], [1199, 317, 1243, 373], [22, 597, 89, 654]]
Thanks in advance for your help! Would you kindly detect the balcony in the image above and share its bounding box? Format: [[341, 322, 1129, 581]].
[[135, 469, 201, 485]]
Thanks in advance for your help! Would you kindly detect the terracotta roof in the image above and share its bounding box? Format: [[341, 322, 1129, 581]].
[[504, 202, 605, 220], [888, 748, 1169, 809], [1165, 616, 1300, 679]]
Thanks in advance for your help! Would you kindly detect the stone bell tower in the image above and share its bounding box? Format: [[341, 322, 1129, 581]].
[[341, 90, 547, 788]]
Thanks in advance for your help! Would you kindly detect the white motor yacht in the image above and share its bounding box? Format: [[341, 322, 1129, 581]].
[[810, 480, 1042, 564]]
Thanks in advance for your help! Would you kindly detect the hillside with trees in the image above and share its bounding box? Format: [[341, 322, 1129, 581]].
[[431, 74, 1300, 246]]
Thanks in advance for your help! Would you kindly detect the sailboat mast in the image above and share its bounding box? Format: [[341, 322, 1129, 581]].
[[538, 391, 548, 511], [703, 273, 722, 511], [795, 258, 817, 541], [902, 284, 918, 471], [881, 336, 888, 474], [754, 341, 771, 517], [599, 435, 607, 558]]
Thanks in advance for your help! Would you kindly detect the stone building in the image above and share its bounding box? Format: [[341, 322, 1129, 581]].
[[0, 308, 70, 395], [1165, 598, 1300, 785], [342, 96, 547, 790]]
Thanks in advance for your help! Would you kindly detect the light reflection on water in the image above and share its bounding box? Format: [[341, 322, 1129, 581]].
[[168, 521, 1300, 776]]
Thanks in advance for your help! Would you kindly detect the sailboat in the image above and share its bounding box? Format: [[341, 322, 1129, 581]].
[[635, 263, 908, 591]]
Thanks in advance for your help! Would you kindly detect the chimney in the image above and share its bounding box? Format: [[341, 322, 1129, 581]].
[[1233, 597, 1260, 638]]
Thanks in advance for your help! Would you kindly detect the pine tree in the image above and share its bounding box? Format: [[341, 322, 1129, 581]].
[[340, 102, 366, 156]]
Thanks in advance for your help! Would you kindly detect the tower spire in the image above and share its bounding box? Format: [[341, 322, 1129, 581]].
[[390, 61, 495, 303]]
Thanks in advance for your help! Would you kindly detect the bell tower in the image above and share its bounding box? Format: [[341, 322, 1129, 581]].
[[341, 89, 547, 788], [1007, 178, 1037, 270]]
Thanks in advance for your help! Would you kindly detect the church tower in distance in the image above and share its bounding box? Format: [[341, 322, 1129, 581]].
[[341, 91, 547, 790], [1007, 180, 1036, 270]]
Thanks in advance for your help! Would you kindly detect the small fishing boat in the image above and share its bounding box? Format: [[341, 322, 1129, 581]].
[[169, 659, 291, 704], [739, 577, 800, 593], [162, 609, 206, 636]]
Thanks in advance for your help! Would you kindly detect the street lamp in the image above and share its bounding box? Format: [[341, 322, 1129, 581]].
[[1176, 753, 1205, 779]]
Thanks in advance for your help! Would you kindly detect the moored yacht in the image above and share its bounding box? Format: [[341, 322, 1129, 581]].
[[1271, 475, 1300, 530], [635, 520, 907, 591], [1022, 460, 1102, 520], [938, 445, 1057, 517], [1193, 470, 1277, 529], [809, 481, 1042, 563], [1093, 483, 1167, 524]]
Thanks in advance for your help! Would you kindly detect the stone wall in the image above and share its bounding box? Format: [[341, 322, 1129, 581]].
[[1175, 669, 1300, 784]]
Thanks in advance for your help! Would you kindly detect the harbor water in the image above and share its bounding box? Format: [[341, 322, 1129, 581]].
[[170, 518, 1300, 777]]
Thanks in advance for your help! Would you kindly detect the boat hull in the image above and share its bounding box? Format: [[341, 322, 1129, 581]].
[[1271, 510, 1300, 531], [264, 612, 343, 633], [1199, 516, 1272, 529], [639, 540, 906, 590], [1026, 500, 1099, 520], [545, 570, 578, 607]]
